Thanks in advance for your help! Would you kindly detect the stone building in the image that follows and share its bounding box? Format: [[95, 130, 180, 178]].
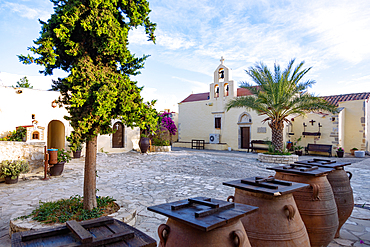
[[175, 58, 370, 155]]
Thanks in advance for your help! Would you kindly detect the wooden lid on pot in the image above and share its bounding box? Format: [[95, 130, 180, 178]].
[[223, 176, 310, 196], [147, 197, 258, 232]]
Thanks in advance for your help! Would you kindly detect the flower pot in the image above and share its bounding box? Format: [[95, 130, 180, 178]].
[[295, 150, 303, 156], [50, 162, 65, 176], [350, 149, 357, 156], [73, 150, 81, 158], [5, 176, 18, 184], [139, 137, 150, 153], [337, 151, 344, 158], [355, 151, 365, 158]]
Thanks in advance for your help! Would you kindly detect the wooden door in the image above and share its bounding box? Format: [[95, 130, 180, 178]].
[[112, 122, 124, 148], [241, 127, 250, 149]]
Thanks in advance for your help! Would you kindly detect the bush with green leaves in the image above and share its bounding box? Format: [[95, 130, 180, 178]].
[[0, 160, 30, 179], [57, 149, 72, 163], [0, 127, 26, 141], [18, 195, 118, 223]]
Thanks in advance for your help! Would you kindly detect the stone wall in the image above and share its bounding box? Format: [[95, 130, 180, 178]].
[[0, 141, 45, 171], [149, 146, 171, 152], [258, 153, 298, 164]]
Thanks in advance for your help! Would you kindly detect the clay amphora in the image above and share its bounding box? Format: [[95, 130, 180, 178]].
[[275, 172, 338, 247], [327, 168, 354, 238], [158, 217, 251, 247], [231, 190, 310, 247]]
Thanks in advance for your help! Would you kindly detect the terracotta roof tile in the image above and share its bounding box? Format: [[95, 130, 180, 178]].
[[237, 88, 253, 96], [322, 92, 370, 106], [180, 92, 209, 103]]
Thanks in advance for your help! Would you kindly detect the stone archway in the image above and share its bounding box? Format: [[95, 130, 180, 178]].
[[238, 112, 252, 149], [47, 120, 65, 149]]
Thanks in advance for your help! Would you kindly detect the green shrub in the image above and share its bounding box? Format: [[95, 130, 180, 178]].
[[0, 127, 26, 141], [17, 195, 118, 223], [0, 160, 30, 179], [152, 137, 170, 146]]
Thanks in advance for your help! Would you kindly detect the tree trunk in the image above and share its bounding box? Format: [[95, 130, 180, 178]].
[[270, 121, 284, 152], [84, 135, 98, 210]]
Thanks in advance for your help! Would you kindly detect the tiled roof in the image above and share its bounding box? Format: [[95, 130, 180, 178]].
[[237, 88, 253, 96], [322, 92, 370, 106], [180, 92, 209, 103], [180, 88, 253, 103]]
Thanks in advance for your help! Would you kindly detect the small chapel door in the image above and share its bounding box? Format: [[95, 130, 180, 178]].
[[241, 127, 250, 149], [112, 122, 124, 148]]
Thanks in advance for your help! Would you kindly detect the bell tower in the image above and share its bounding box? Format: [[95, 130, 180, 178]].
[[210, 57, 236, 100]]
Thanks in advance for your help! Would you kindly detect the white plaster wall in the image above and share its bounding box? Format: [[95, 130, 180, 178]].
[[97, 126, 140, 153], [340, 100, 367, 151], [0, 86, 71, 149], [289, 112, 337, 148], [0, 86, 140, 154]]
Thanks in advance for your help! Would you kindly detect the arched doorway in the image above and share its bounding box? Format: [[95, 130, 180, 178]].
[[47, 120, 65, 150], [238, 112, 252, 149], [112, 122, 124, 148]]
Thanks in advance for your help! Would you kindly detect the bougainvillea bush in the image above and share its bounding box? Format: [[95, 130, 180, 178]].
[[159, 112, 177, 135]]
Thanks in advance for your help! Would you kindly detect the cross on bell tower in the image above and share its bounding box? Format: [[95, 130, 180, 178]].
[[220, 56, 225, 65]]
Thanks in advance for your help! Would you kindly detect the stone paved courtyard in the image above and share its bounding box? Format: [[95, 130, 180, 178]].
[[1, 148, 370, 246]]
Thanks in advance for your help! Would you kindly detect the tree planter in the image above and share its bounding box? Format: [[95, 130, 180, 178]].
[[337, 151, 344, 158], [73, 151, 82, 158], [139, 137, 150, 153], [5, 176, 18, 184], [50, 162, 65, 176]]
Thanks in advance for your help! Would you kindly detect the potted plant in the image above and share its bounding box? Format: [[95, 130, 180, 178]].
[[350, 147, 358, 156], [294, 145, 303, 156], [71, 143, 83, 158], [0, 160, 29, 184], [50, 149, 71, 176], [337, 147, 344, 158]]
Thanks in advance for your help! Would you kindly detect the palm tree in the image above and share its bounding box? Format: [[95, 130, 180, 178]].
[[226, 59, 337, 152]]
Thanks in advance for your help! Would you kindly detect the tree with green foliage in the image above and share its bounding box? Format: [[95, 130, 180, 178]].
[[14, 76, 33, 88], [18, 0, 156, 210], [226, 59, 338, 152]]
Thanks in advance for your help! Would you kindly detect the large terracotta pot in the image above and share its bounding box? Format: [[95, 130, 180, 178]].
[[327, 168, 354, 238], [158, 218, 250, 247], [275, 172, 338, 247], [231, 190, 310, 247], [139, 137, 150, 153], [5, 176, 18, 184], [50, 162, 65, 176]]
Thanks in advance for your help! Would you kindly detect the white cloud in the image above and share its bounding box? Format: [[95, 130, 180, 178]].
[[172, 76, 209, 94], [4, 2, 50, 21], [140, 87, 179, 112]]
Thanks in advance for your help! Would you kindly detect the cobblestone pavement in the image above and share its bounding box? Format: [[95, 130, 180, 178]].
[[1, 148, 370, 246]]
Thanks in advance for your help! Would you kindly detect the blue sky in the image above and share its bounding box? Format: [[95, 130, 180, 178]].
[[1, 0, 370, 112]]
